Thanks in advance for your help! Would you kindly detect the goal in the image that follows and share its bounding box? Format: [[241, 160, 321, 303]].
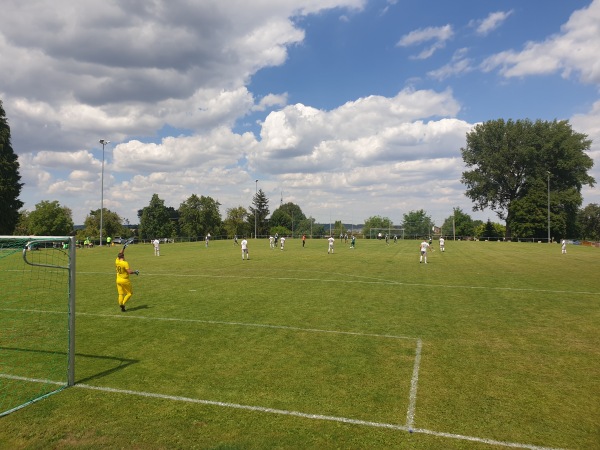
[[0, 236, 76, 417], [369, 228, 405, 240]]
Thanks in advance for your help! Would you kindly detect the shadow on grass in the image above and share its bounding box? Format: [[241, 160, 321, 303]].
[[124, 304, 151, 312], [0, 346, 138, 385]]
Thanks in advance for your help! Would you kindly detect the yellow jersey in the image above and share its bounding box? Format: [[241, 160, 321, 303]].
[[116, 258, 130, 281]]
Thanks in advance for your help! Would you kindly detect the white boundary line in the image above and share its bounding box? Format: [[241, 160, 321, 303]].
[[0, 311, 569, 449], [77, 270, 600, 295], [0, 373, 565, 450], [406, 338, 422, 429]]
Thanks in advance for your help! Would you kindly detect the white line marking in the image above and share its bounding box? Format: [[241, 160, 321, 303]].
[[0, 309, 417, 340], [0, 374, 565, 450], [77, 271, 600, 295], [406, 338, 422, 429]]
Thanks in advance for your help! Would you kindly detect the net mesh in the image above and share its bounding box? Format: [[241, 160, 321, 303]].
[[0, 237, 72, 417]]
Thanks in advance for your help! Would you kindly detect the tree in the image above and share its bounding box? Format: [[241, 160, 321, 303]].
[[0, 100, 24, 234], [179, 194, 222, 238], [138, 194, 175, 239], [461, 119, 595, 239], [224, 206, 250, 238], [270, 202, 306, 236], [441, 207, 476, 238], [26, 200, 74, 235], [83, 208, 126, 241], [248, 189, 269, 237], [577, 203, 600, 241], [363, 215, 392, 239], [402, 210, 432, 238], [294, 216, 323, 238]]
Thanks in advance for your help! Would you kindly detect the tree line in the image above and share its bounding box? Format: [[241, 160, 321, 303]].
[[1, 99, 599, 241]]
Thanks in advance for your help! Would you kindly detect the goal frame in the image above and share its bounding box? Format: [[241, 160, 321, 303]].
[[0, 235, 76, 416], [369, 228, 405, 240]]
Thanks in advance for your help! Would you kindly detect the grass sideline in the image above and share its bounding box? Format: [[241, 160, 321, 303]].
[[0, 238, 598, 449]]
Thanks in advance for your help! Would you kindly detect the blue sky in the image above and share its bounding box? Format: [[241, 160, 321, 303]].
[[2, 0, 599, 228]]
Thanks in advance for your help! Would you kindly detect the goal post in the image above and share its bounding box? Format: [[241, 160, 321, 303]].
[[369, 228, 405, 240], [0, 236, 76, 417]]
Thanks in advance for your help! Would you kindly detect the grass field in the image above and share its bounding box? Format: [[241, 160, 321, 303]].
[[1, 237, 599, 449]]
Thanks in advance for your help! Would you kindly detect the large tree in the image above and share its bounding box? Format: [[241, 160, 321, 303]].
[[441, 207, 477, 238], [402, 210, 432, 238], [363, 215, 392, 239], [223, 206, 249, 238], [27, 200, 74, 236], [248, 189, 269, 238], [270, 202, 306, 236], [178, 194, 222, 238], [461, 119, 594, 238], [138, 194, 175, 239], [577, 203, 600, 241], [83, 208, 127, 241], [0, 100, 24, 234]]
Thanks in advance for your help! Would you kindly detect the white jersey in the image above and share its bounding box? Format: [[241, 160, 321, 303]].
[[241, 239, 248, 250], [328, 237, 334, 248], [420, 241, 429, 253], [439, 238, 444, 247]]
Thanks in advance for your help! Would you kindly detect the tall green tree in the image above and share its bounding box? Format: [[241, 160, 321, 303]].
[[441, 207, 476, 238], [461, 119, 594, 238], [270, 202, 306, 236], [295, 216, 323, 237], [363, 215, 392, 239], [178, 194, 222, 238], [27, 200, 74, 235], [138, 194, 175, 239], [402, 210, 432, 238], [223, 206, 249, 238], [577, 203, 600, 241], [84, 208, 126, 240], [248, 189, 269, 237], [0, 100, 24, 234]]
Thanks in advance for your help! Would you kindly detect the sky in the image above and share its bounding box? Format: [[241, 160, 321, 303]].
[[2, 0, 600, 228]]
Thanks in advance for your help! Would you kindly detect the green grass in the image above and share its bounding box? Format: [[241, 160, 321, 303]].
[[1, 238, 599, 449]]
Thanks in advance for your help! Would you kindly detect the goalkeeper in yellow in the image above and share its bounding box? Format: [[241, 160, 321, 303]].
[[115, 251, 138, 312]]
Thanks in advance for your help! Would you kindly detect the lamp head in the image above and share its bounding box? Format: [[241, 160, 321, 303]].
[[99, 139, 110, 145]]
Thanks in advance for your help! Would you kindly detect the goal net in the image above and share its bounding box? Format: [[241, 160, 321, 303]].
[[0, 236, 75, 417], [369, 228, 405, 240]]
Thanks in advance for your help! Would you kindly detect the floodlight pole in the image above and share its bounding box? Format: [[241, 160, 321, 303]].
[[99, 139, 110, 246], [547, 171, 551, 243], [255, 180, 258, 239]]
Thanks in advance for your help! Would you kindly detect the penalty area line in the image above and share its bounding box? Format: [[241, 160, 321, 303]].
[[0, 374, 565, 450]]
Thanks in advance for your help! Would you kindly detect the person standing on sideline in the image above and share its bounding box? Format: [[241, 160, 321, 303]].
[[561, 239, 567, 254], [241, 237, 249, 260], [328, 235, 335, 254], [234, 235, 238, 246], [302, 234, 306, 247], [439, 237, 445, 252], [115, 251, 138, 312], [107, 236, 112, 246], [419, 239, 430, 264], [153, 238, 160, 256]]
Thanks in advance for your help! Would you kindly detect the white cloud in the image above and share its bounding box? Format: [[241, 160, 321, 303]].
[[396, 25, 454, 59], [471, 10, 514, 36], [428, 48, 474, 80], [252, 89, 469, 175], [481, 0, 600, 84]]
